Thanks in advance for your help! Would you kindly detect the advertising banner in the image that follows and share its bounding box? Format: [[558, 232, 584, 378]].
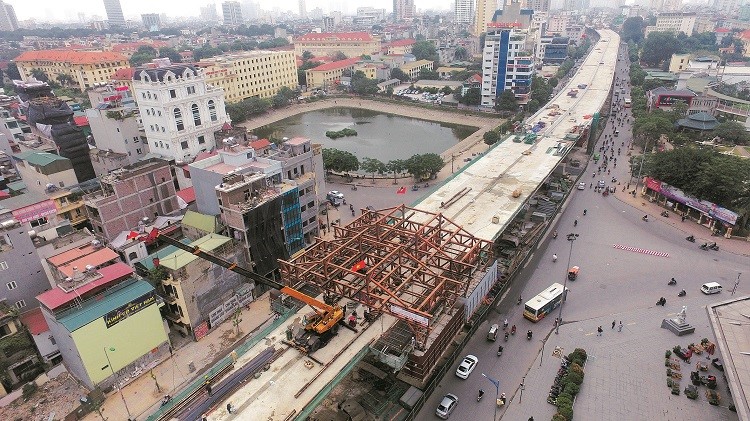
[[645, 178, 738, 225], [104, 291, 156, 328]]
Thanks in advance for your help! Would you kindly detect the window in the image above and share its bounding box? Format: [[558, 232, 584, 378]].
[[134, 136, 139, 143], [169, 89, 176, 98], [15, 300, 26, 309], [6, 281, 16, 290], [181, 141, 189, 150], [136, 148, 143, 154], [30, 217, 48, 228], [187, 86, 196, 95], [191, 103, 201, 126], [49, 335, 56, 345], [198, 135, 205, 144], [208, 100, 217, 121], [174, 108, 184, 131]]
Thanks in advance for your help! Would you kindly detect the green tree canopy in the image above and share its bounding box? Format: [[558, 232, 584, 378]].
[[621, 17, 645, 44], [403, 153, 445, 179], [361, 157, 387, 181], [412, 41, 439, 62], [322, 148, 360, 173], [386, 159, 406, 183], [418, 68, 440, 80], [641, 32, 681, 68], [158, 47, 182, 63], [30, 68, 49, 82], [483, 130, 500, 145], [454, 46, 469, 61], [495, 90, 518, 112], [351, 70, 379, 95], [713, 121, 750, 145], [333, 51, 348, 61], [390, 68, 409, 82], [302, 50, 314, 60], [460, 87, 481, 106], [633, 113, 673, 147], [6, 62, 20, 80]]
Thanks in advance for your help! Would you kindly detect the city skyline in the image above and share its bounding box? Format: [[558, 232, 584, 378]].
[[9, 0, 453, 23]]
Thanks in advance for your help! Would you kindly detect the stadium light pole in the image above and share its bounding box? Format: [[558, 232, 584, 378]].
[[555, 233, 578, 335]]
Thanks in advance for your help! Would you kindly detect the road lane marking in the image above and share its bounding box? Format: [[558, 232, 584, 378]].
[[613, 244, 669, 257]]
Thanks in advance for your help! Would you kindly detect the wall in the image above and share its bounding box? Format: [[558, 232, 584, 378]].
[[0, 221, 51, 311], [85, 109, 147, 164], [42, 307, 91, 387]]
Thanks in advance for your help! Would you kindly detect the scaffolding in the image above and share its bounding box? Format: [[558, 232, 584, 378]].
[[279, 205, 494, 350]]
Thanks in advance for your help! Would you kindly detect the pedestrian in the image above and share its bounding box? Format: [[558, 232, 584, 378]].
[[597, 326, 603, 336], [681, 215, 686, 222], [618, 321, 623, 332], [611, 320, 615, 329]]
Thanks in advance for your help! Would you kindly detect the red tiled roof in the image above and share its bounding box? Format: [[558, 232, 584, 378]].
[[20, 308, 49, 335], [309, 57, 360, 72], [73, 116, 88, 127], [112, 67, 136, 81], [741, 30, 750, 40], [715, 27, 730, 33], [47, 243, 97, 267], [388, 39, 416, 47], [111, 41, 169, 52], [36, 262, 134, 311], [56, 247, 120, 278], [176, 187, 196, 204], [297, 32, 374, 42], [194, 150, 218, 163], [249, 138, 271, 149], [467, 74, 482, 83], [15, 50, 128, 64]]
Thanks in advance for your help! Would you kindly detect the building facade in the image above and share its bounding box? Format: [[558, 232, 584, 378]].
[[481, 27, 533, 107], [14, 50, 129, 92], [103, 0, 126, 28], [455, 0, 475, 25], [197, 51, 298, 103], [12, 152, 79, 195], [400, 59, 434, 80], [474, 0, 498, 35], [393, 0, 415, 22], [133, 63, 228, 163], [222, 1, 243, 26], [294, 32, 381, 58], [84, 159, 180, 241], [0, 0, 18, 31], [0, 210, 50, 312], [141, 13, 161, 31], [648, 12, 697, 36], [0, 306, 43, 393]]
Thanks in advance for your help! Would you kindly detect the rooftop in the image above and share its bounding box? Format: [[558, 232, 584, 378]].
[[297, 32, 375, 42], [181, 210, 217, 233], [36, 262, 134, 311], [249, 139, 271, 150], [19, 307, 49, 335], [13, 151, 70, 167], [47, 243, 98, 267], [401, 59, 433, 70], [387, 39, 415, 47], [15, 50, 127, 64], [309, 57, 360, 72], [56, 247, 120, 278], [156, 233, 231, 270]]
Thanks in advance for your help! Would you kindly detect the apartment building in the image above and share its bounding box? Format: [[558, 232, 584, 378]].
[[528, 0, 551, 12], [384, 39, 415, 55], [197, 50, 298, 103], [84, 159, 179, 242], [400, 60, 434, 81], [222, 1, 243, 26], [103, 0, 125, 28], [645, 13, 697, 36], [0, 0, 18, 31], [141, 13, 161, 31], [0, 306, 43, 395], [140, 233, 252, 340], [14, 50, 129, 91], [481, 27, 533, 107], [132, 63, 228, 163], [12, 152, 78, 195], [294, 32, 381, 58], [393, 0, 416, 22], [455, 0, 475, 25], [474, 0, 498, 35]]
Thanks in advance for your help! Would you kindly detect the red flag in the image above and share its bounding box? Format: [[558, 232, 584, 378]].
[[147, 227, 159, 241], [126, 231, 139, 240], [351, 260, 366, 272]]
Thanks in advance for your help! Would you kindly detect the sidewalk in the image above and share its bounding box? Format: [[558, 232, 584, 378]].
[[86, 295, 274, 421]]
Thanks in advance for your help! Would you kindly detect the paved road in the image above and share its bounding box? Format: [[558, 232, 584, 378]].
[[415, 45, 748, 421]]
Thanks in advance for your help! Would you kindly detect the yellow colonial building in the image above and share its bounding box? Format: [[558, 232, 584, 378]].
[[401, 60, 434, 81], [196, 50, 298, 103], [305, 58, 380, 89], [294, 32, 381, 58], [14, 50, 129, 91]]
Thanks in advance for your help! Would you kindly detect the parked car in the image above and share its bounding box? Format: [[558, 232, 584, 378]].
[[436, 393, 458, 419], [455, 355, 478, 379]]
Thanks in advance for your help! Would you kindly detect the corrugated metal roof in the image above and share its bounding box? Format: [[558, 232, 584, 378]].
[[13, 151, 69, 167], [57, 248, 120, 277], [36, 262, 134, 311], [181, 210, 216, 233], [20, 307, 49, 335], [157, 233, 230, 270], [57, 279, 154, 332]]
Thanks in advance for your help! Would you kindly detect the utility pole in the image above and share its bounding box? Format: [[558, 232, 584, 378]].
[[556, 233, 578, 334]]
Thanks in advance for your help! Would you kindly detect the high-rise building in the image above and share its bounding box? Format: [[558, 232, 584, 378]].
[[481, 27, 533, 108], [102, 0, 125, 28], [0, 1, 18, 31], [474, 0, 497, 35], [200, 3, 219, 21], [141, 13, 161, 31], [299, 0, 307, 19], [528, 0, 550, 12], [222, 1, 243, 26], [393, 0, 416, 22], [455, 0, 475, 25]]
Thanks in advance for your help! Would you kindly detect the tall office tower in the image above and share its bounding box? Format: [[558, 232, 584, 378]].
[[528, 0, 550, 12], [200, 3, 219, 22], [474, 0, 497, 34], [0, 1, 17, 31], [222, 1, 243, 26], [393, 0, 416, 22], [299, 0, 307, 19], [455, 0, 475, 25], [103, 0, 125, 28], [141, 13, 161, 31]]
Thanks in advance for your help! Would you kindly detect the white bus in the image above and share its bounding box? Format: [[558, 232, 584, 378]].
[[523, 283, 568, 322], [624, 98, 631, 108]]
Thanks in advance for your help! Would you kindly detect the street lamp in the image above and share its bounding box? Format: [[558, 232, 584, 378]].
[[555, 233, 578, 335], [102, 346, 132, 419], [481, 373, 500, 421], [632, 138, 649, 196]]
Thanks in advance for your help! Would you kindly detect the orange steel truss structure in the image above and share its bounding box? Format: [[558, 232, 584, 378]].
[[279, 205, 494, 346]]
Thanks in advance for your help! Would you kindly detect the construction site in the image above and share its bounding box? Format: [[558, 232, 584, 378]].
[[140, 28, 620, 421]]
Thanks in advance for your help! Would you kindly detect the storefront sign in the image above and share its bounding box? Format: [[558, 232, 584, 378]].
[[104, 292, 156, 328]]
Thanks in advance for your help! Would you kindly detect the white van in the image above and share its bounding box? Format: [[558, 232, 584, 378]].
[[700, 282, 722, 295]]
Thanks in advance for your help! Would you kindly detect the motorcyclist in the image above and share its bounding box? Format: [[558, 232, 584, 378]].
[[574, 219, 578, 226], [498, 345, 504, 353], [503, 318, 509, 329], [553, 230, 558, 239], [478, 389, 485, 399], [552, 254, 558, 262], [583, 209, 587, 215], [511, 324, 516, 334], [642, 215, 648, 222]]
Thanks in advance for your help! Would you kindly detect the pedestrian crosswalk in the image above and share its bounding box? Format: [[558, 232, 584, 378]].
[[612, 244, 669, 258]]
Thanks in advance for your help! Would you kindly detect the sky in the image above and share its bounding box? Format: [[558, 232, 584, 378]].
[[10, 0, 453, 23]]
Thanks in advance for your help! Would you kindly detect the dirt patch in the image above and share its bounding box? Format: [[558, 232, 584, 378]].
[[0, 372, 89, 421]]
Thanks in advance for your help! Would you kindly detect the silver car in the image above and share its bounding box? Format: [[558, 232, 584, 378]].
[[436, 393, 458, 419]]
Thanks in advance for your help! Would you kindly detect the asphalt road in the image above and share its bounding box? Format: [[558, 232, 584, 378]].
[[415, 46, 749, 421]]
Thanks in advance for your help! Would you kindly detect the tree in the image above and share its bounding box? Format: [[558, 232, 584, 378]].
[[302, 50, 313, 60], [633, 114, 673, 147], [403, 153, 445, 180], [158, 47, 182, 63], [418, 68, 440, 80], [272, 92, 289, 108], [495, 90, 518, 112], [361, 157, 387, 181], [333, 51, 348, 61], [412, 41, 439, 62], [390, 68, 409, 82], [386, 159, 405, 184], [483, 130, 500, 146], [225, 102, 248, 122], [30, 68, 48, 82], [621, 17, 645, 44], [641, 32, 680, 68], [713, 121, 750, 145], [669, 100, 688, 122], [548, 77, 559, 88], [460, 87, 481, 106], [56, 73, 75, 87], [322, 148, 360, 173], [351, 70, 379, 95], [441, 86, 453, 95], [298, 60, 322, 86], [526, 99, 541, 113], [454, 46, 469, 61], [6, 62, 20, 80], [243, 97, 270, 115]]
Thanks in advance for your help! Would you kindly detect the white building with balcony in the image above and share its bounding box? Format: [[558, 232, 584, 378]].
[[481, 27, 534, 108], [132, 62, 229, 163]]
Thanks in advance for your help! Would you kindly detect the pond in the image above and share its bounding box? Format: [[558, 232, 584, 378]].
[[250, 107, 478, 162]]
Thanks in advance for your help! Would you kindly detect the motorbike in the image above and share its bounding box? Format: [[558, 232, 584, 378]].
[[160, 395, 172, 407], [511, 325, 516, 335], [553, 231, 558, 239], [678, 289, 687, 297], [661, 211, 669, 218], [503, 319, 509, 329], [498, 393, 507, 407], [709, 242, 719, 251], [583, 209, 587, 216], [668, 278, 677, 286], [477, 390, 485, 402], [504, 332, 509, 342], [497, 346, 504, 357], [685, 235, 695, 242], [656, 297, 666, 306], [527, 330, 533, 340], [552, 254, 558, 262], [642, 215, 649, 222], [574, 219, 578, 227], [700, 243, 709, 251], [517, 296, 522, 305]]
